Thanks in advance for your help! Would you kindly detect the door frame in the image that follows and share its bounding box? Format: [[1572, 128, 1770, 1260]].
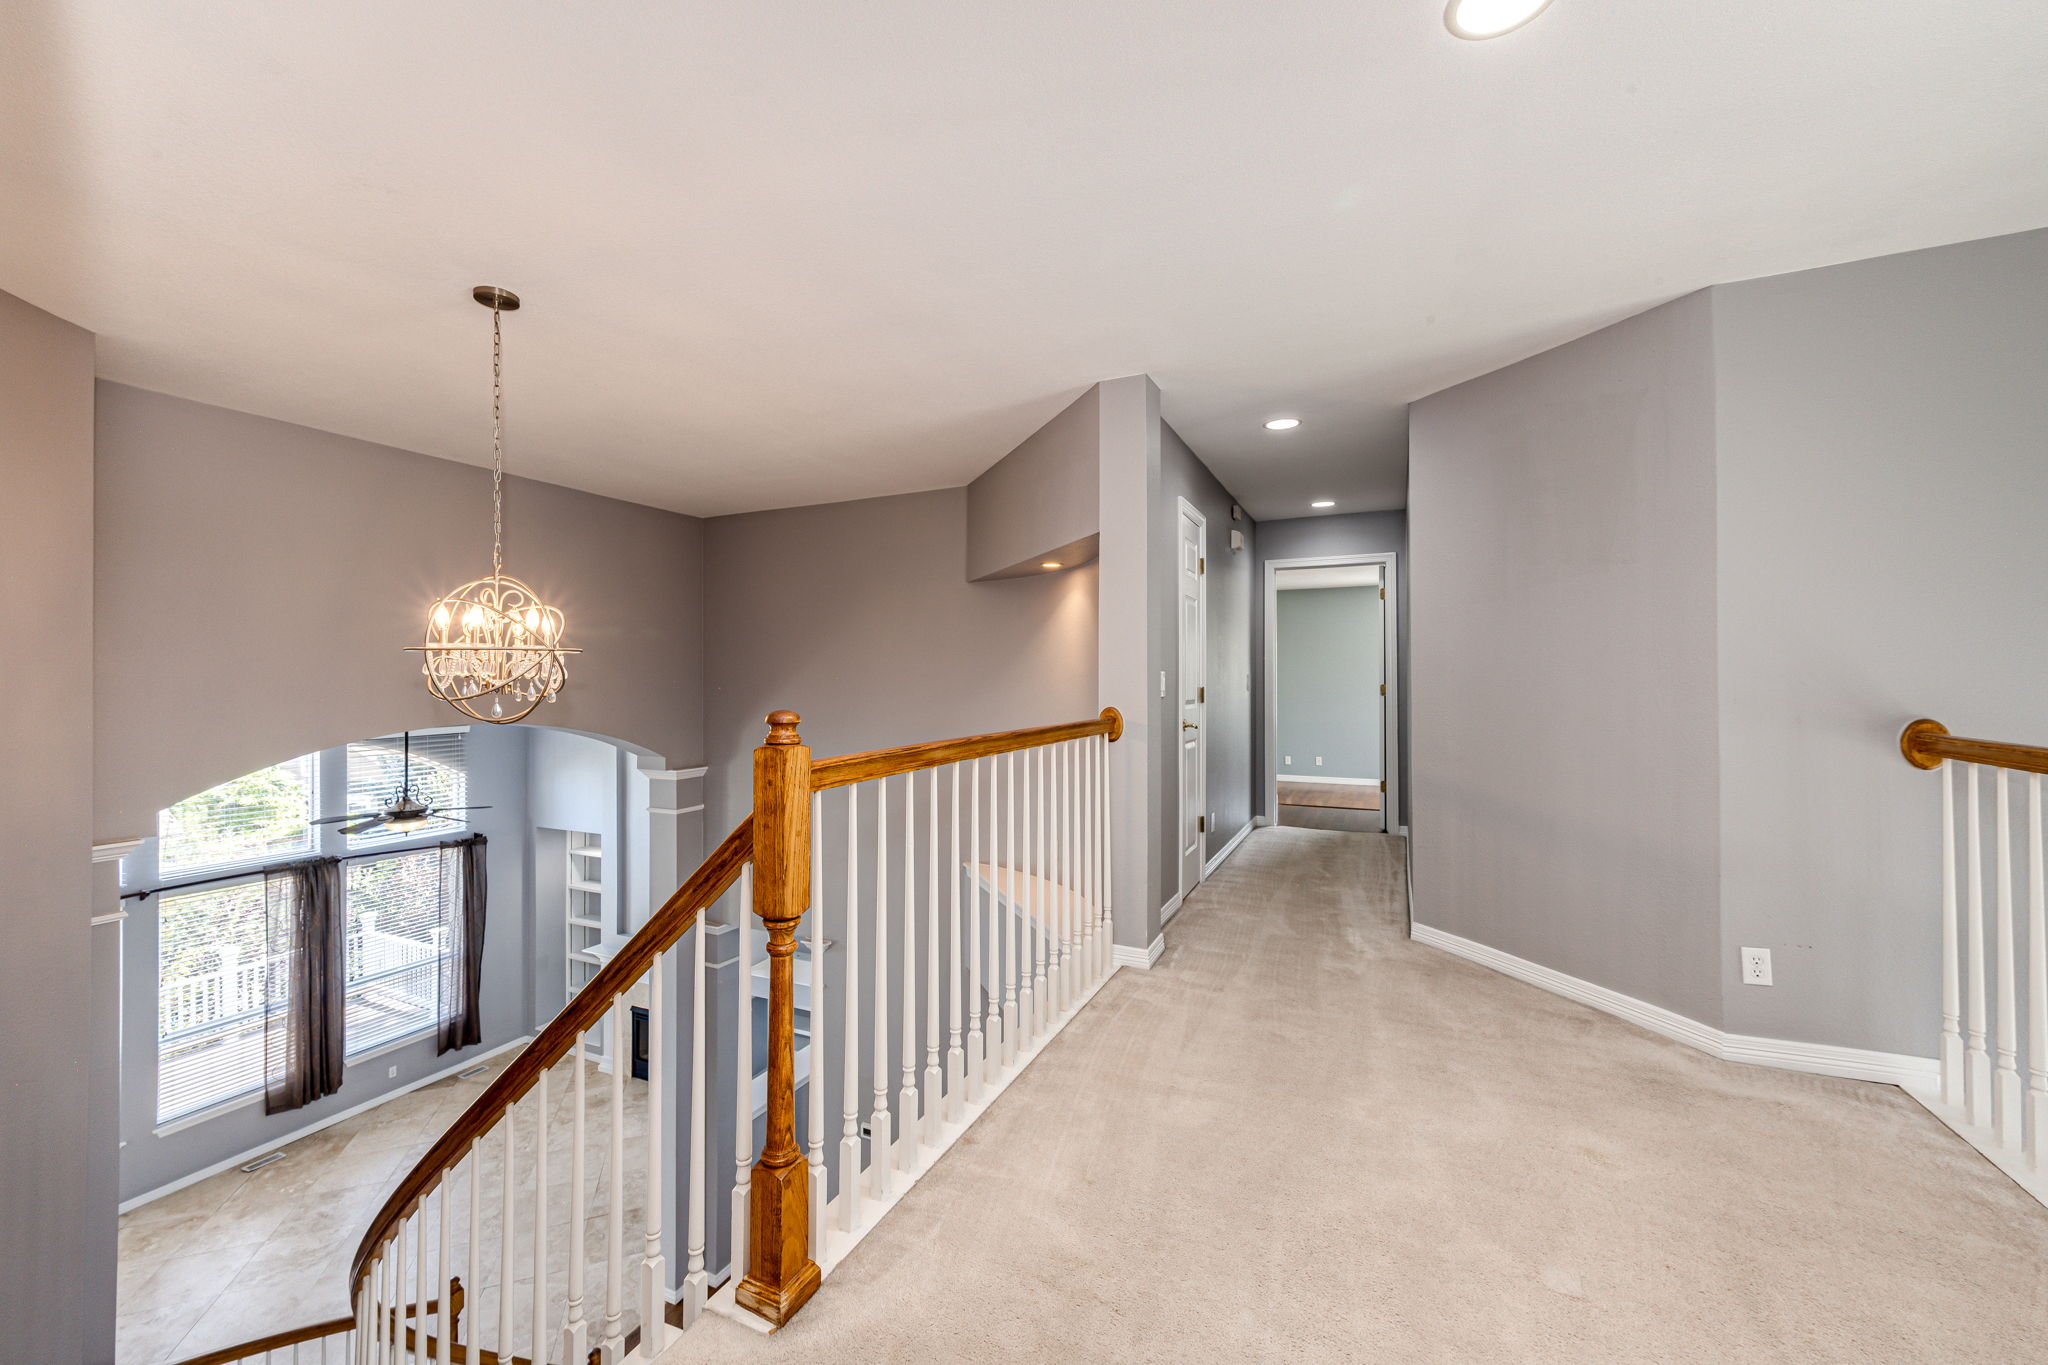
[[1263, 551, 1401, 834], [1176, 496, 1209, 898]]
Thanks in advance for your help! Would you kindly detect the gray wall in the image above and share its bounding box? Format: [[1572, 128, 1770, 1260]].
[[0, 289, 100, 1360], [1712, 227, 2048, 1054], [1275, 586, 1381, 781], [1160, 421, 1257, 869], [93, 383, 709, 840], [1255, 511, 1408, 824], [965, 386, 1100, 581], [1408, 293, 1724, 1028], [1097, 377, 1161, 947]]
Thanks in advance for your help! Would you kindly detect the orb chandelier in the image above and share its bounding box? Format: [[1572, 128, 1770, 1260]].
[[407, 286, 579, 724]]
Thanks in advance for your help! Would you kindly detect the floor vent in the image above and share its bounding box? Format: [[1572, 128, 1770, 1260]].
[[457, 1064, 491, 1080], [239, 1151, 288, 1174]]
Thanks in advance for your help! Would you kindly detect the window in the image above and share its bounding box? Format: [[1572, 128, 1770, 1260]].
[[156, 880, 272, 1123], [345, 733, 469, 847], [158, 755, 316, 875], [345, 848, 452, 1055]]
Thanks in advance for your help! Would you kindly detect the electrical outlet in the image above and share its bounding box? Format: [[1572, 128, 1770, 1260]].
[[1158, 670, 1167, 698], [1284, 755, 1292, 766], [1314, 756, 1324, 767], [1741, 947, 1773, 986], [388, 1065, 399, 1078]]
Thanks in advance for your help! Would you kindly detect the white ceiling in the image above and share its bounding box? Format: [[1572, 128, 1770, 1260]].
[[4, 4, 2045, 521]]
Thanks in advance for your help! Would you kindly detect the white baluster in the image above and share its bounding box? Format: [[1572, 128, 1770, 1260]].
[[1089, 734, 1103, 984], [1101, 734, 1115, 981], [899, 769, 921, 1171], [967, 758, 985, 1096], [924, 765, 943, 1145], [531, 1066, 549, 1363], [684, 922, 708, 1322], [602, 996, 626, 1359], [731, 870, 754, 1279], [464, 1139, 479, 1363], [839, 784, 865, 1232], [870, 782, 893, 1198], [640, 954, 669, 1361], [1995, 770, 2024, 1146], [1061, 741, 1076, 1011], [1004, 750, 1021, 1068], [367, 1240, 380, 1365], [414, 1200, 426, 1365], [2027, 773, 2047, 1173], [1033, 745, 1050, 1038], [564, 1031, 589, 1359], [435, 1179, 449, 1365], [1047, 743, 1064, 1020], [1941, 762, 1964, 1107], [1966, 764, 1993, 1125], [947, 762, 966, 1122], [807, 790, 828, 1258], [1019, 747, 1037, 1048], [498, 1116, 515, 1362], [390, 1227, 405, 1365]]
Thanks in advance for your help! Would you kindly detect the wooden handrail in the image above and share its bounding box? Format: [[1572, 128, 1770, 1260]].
[[1900, 719, 2048, 777], [349, 816, 754, 1295], [810, 707, 1124, 791], [168, 1316, 355, 1365]]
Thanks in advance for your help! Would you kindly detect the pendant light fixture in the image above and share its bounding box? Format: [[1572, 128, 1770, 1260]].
[[408, 286, 578, 723]]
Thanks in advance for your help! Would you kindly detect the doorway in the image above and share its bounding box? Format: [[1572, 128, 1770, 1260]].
[[1265, 554, 1399, 835], [1177, 498, 1208, 896]]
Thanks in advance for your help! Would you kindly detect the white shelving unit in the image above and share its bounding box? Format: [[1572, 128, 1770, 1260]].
[[565, 832, 605, 1001]]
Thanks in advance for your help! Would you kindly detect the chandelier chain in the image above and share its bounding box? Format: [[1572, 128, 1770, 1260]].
[[491, 303, 504, 584]]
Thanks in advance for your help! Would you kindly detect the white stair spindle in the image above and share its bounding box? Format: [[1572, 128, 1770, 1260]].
[[1004, 750, 1020, 1068], [1047, 743, 1064, 1018], [1061, 740, 1076, 1010], [684, 922, 708, 1321], [1019, 746, 1037, 1047], [731, 869, 754, 1281], [465, 1139, 479, 1362], [924, 764, 943, 1145], [390, 1226, 404, 1365], [435, 1180, 449, 1365], [839, 784, 865, 1232], [1090, 734, 1104, 984], [603, 994, 626, 1359], [414, 1201, 426, 1365], [1033, 744, 1050, 1038], [2027, 773, 2046, 1173], [870, 781, 894, 1198], [564, 1031, 590, 1358], [807, 790, 828, 1259], [640, 953, 669, 1360], [1995, 770, 2024, 1146], [967, 757, 985, 1095], [1967, 764, 1993, 1125], [947, 761, 966, 1121], [899, 768, 921, 1170], [498, 1116, 515, 1362], [530, 1066, 548, 1364], [1101, 734, 1114, 981], [1941, 762, 1964, 1107]]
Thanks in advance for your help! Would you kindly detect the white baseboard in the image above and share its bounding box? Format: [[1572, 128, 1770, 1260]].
[[1408, 924, 1936, 1089], [1252, 815, 1271, 827], [1114, 933, 1165, 970], [1204, 820, 1254, 876], [1159, 891, 1185, 925], [120, 1034, 533, 1213]]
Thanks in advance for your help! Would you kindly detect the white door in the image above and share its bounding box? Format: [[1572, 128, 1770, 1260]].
[[1178, 501, 1207, 894]]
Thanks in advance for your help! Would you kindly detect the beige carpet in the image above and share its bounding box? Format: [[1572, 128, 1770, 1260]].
[[667, 827, 2048, 1363]]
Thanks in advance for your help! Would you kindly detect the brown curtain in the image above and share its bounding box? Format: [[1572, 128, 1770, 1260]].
[[437, 834, 488, 1054], [262, 857, 345, 1114]]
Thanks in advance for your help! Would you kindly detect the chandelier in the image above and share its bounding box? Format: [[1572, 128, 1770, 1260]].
[[408, 286, 578, 723]]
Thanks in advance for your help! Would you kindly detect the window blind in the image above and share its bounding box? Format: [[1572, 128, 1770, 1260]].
[[345, 848, 451, 1055], [345, 732, 469, 846], [156, 880, 272, 1122], [157, 754, 316, 875]]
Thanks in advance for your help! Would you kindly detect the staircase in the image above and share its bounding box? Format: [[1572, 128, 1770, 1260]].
[[170, 707, 1124, 1364]]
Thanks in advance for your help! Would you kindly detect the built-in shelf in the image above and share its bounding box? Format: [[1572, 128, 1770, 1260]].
[[565, 832, 605, 1004], [568, 879, 603, 893]]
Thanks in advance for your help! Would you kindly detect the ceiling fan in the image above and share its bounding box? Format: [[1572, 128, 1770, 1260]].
[[312, 731, 491, 836]]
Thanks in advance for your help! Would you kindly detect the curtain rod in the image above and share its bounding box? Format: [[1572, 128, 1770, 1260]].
[[120, 833, 488, 901]]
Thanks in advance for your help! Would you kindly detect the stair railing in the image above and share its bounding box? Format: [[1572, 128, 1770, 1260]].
[[171, 706, 1122, 1364]]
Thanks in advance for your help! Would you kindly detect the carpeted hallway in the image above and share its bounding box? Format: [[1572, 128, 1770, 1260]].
[[671, 826, 2048, 1363]]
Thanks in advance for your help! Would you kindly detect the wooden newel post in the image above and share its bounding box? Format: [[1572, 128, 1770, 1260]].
[[736, 710, 823, 1326]]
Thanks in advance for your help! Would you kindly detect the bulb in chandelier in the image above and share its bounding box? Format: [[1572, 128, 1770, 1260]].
[[432, 603, 452, 630], [524, 608, 540, 632]]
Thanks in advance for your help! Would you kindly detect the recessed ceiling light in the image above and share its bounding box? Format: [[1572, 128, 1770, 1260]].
[[1445, 0, 1554, 40], [1311, 500, 1336, 509], [1040, 561, 1063, 570], [1264, 418, 1301, 431]]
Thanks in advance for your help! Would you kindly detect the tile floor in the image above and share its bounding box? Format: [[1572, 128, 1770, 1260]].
[[118, 1053, 650, 1364]]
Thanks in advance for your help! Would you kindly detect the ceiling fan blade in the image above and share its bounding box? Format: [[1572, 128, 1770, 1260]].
[[339, 818, 389, 836], [430, 806, 494, 813], [311, 812, 375, 825]]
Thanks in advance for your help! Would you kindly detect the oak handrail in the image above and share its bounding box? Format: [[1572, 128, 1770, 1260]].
[[167, 1316, 356, 1365], [1900, 719, 2048, 777], [810, 707, 1124, 791], [349, 816, 754, 1295]]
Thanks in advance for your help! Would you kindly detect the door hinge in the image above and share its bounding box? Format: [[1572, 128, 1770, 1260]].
[[1197, 815, 1207, 833], [1198, 556, 1206, 575], [1379, 781, 1387, 793], [1379, 588, 1385, 600], [1198, 686, 1205, 703], [1379, 683, 1386, 696]]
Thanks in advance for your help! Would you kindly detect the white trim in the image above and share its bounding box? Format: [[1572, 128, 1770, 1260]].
[[123, 1033, 533, 1211], [1264, 550, 1400, 835], [1176, 495, 1209, 899], [93, 838, 146, 864], [1409, 923, 1938, 1088], [1276, 774, 1381, 787], [1203, 820, 1254, 876], [644, 767, 709, 781], [1159, 891, 1186, 926], [91, 909, 129, 926], [1113, 933, 1166, 970], [647, 804, 705, 816]]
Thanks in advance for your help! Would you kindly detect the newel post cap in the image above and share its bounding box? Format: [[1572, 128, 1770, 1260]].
[[765, 710, 803, 746], [1100, 706, 1124, 742], [1900, 717, 1948, 770]]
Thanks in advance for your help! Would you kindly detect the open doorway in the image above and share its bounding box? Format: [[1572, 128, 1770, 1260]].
[[1265, 555, 1399, 835]]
